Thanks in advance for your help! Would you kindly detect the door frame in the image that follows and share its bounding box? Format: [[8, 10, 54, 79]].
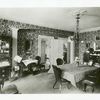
[[38, 35, 75, 64]]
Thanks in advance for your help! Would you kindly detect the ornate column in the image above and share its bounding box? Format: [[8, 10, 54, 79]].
[[74, 13, 80, 57]]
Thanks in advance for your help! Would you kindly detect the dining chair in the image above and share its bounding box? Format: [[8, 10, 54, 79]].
[[52, 65, 71, 90], [35, 56, 45, 72], [82, 69, 100, 93], [56, 58, 63, 65]]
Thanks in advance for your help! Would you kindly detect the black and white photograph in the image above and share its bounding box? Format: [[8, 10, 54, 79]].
[[0, 1, 100, 95]]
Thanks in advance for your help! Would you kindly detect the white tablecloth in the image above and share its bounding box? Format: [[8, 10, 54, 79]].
[[61, 64, 98, 87], [22, 59, 38, 67]]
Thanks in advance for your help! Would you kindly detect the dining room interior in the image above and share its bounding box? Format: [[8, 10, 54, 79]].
[[0, 7, 100, 94]]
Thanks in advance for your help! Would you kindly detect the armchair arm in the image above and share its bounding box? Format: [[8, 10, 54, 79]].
[[88, 75, 97, 79]]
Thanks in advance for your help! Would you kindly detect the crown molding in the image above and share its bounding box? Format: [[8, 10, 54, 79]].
[[80, 26, 100, 33]]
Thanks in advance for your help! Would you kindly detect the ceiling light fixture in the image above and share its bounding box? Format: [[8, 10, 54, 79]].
[[74, 10, 87, 41]]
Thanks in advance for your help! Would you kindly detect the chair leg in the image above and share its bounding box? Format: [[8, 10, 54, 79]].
[[66, 82, 71, 89], [92, 86, 94, 93], [53, 80, 57, 88], [83, 83, 87, 92], [0, 85, 1, 92], [59, 83, 62, 93], [2, 82, 4, 88]]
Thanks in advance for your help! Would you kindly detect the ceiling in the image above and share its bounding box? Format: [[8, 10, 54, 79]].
[[0, 7, 100, 32]]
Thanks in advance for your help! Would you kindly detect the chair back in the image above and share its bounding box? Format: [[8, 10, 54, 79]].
[[56, 58, 63, 65], [35, 56, 41, 65], [94, 69, 100, 83], [52, 65, 62, 81], [85, 69, 100, 84]]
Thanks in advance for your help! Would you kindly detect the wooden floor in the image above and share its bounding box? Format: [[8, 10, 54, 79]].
[[2, 72, 100, 94]]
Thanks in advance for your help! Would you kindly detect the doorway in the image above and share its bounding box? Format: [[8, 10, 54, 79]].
[[38, 35, 74, 65]]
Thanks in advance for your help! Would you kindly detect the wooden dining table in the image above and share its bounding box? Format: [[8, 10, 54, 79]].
[[60, 64, 99, 87]]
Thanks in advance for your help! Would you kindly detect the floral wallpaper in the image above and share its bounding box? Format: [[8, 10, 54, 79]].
[[0, 19, 12, 37], [18, 28, 74, 59], [0, 19, 12, 62], [0, 18, 74, 60], [1, 18, 100, 64]]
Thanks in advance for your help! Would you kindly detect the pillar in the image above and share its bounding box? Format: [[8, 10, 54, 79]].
[[11, 27, 19, 67]]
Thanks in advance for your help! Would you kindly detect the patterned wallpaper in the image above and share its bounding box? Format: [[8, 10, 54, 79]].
[[1, 18, 100, 64], [79, 30, 100, 63], [0, 18, 74, 60], [0, 18, 73, 34], [0, 19, 12, 62], [18, 29, 74, 59], [0, 19, 12, 37]]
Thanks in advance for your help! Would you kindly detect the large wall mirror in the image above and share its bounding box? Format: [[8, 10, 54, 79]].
[[24, 39, 32, 58], [0, 40, 10, 54]]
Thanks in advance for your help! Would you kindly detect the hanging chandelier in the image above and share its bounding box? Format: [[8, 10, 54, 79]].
[[74, 13, 80, 41], [74, 10, 87, 41]]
